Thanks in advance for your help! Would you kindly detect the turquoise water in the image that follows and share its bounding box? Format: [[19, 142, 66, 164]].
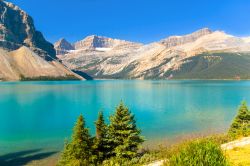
[[0, 80, 249, 155]]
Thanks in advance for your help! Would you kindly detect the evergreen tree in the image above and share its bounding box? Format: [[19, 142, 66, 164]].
[[108, 102, 144, 159], [58, 114, 93, 166], [228, 101, 250, 138], [93, 111, 110, 163]]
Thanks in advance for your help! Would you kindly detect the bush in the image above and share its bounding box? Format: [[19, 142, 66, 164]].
[[168, 139, 229, 166]]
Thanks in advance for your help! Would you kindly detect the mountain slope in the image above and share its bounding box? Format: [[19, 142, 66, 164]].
[[170, 52, 250, 79], [0, 46, 82, 81], [58, 28, 250, 80], [0, 49, 19, 80]]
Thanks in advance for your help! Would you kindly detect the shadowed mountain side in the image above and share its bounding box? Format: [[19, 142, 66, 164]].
[[0, 149, 57, 166], [72, 70, 93, 80]]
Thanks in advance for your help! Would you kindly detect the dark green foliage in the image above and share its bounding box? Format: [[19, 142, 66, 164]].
[[20, 74, 80, 81], [228, 101, 250, 139], [93, 111, 110, 163], [168, 139, 229, 166], [108, 102, 144, 159], [57, 115, 93, 166], [170, 52, 250, 79]]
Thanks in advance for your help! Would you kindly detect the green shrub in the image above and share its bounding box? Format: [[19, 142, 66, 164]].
[[168, 139, 229, 166]]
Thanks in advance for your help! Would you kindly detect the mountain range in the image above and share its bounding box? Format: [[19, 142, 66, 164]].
[[1, 0, 250, 81], [55, 28, 250, 79]]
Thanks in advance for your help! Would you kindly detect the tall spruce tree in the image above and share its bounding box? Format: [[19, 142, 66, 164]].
[[57, 114, 93, 166], [93, 111, 110, 163], [108, 102, 144, 159], [228, 101, 250, 138]]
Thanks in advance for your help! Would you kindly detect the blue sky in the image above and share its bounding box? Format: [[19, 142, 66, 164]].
[[7, 0, 250, 44]]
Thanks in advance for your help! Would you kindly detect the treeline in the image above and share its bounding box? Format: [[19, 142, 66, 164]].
[[57, 102, 144, 166], [20, 74, 80, 81]]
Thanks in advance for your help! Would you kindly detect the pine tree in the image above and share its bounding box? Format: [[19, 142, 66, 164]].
[[228, 101, 250, 138], [58, 114, 93, 166], [108, 102, 144, 159], [93, 111, 110, 163]]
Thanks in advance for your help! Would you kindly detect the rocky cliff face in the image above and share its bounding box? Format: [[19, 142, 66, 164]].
[[0, 1, 56, 60], [58, 28, 250, 80], [0, 1, 83, 81]]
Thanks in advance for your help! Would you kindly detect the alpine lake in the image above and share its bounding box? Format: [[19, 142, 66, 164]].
[[0, 80, 249, 165]]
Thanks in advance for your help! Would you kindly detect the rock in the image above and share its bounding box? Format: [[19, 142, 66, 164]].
[[221, 137, 250, 150], [0, 1, 56, 60]]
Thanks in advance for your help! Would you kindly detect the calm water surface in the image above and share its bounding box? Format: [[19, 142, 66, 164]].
[[0, 80, 249, 155]]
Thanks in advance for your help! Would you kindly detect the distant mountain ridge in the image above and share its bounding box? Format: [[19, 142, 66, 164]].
[[56, 28, 250, 80], [160, 28, 213, 48], [74, 35, 142, 50], [54, 35, 142, 55]]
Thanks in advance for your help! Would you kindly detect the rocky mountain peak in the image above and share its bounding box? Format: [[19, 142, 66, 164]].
[[73, 35, 141, 50], [191, 28, 212, 36], [0, 0, 56, 59], [54, 38, 74, 55], [160, 28, 213, 48], [54, 38, 75, 50]]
